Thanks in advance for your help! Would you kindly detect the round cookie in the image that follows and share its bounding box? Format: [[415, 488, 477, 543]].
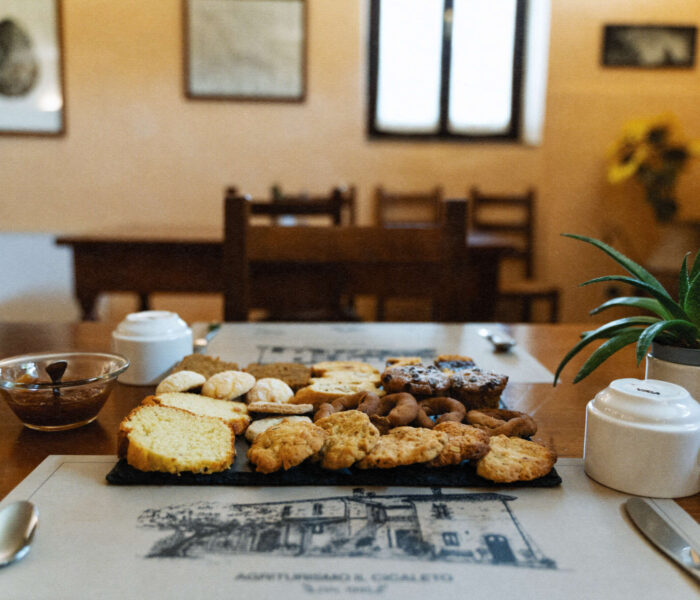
[[155, 370, 206, 395], [476, 435, 557, 482], [355, 426, 448, 469], [314, 410, 381, 470], [247, 420, 328, 474], [202, 370, 256, 401], [380, 364, 451, 396], [246, 378, 294, 404], [425, 422, 490, 467]]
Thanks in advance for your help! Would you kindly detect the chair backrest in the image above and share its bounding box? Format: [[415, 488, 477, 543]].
[[223, 196, 470, 321], [469, 186, 536, 278], [374, 185, 443, 227]]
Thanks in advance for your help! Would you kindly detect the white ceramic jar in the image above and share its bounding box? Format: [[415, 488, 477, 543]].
[[584, 378, 700, 498], [111, 311, 192, 386]]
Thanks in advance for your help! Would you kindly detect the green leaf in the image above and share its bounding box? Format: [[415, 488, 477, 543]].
[[689, 249, 700, 282], [562, 234, 670, 297], [637, 320, 700, 362], [573, 329, 642, 383], [589, 296, 671, 319], [679, 254, 690, 307], [685, 271, 700, 327]]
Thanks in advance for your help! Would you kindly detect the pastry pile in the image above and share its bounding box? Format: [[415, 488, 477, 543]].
[[117, 354, 556, 483]]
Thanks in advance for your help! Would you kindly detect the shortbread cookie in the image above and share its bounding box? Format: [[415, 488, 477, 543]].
[[449, 368, 508, 410], [355, 426, 448, 469], [311, 361, 379, 377], [155, 370, 206, 395], [247, 421, 328, 474], [292, 379, 382, 408], [244, 362, 311, 391], [147, 392, 251, 435], [171, 354, 239, 379], [245, 416, 312, 443], [118, 404, 235, 474], [246, 378, 294, 404], [247, 401, 314, 415], [202, 370, 256, 401], [425, 422, 490, 467], [380, 364, 451, 396], [434, 354, 476, 374], [318, 370, 382, 385], [314, 410, 380, 470], [476, 435, 556, 482]]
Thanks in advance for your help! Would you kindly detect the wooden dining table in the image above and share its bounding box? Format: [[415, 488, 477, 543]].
[[55, 225, 510, 322], [0, 320, 697, 523]]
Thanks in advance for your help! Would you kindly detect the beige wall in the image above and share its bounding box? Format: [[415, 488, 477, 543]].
[[2, 0, 699, 322]]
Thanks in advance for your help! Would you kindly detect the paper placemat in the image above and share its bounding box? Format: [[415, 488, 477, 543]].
[[2, 457, 698, 599], [200, 322, 553, 383]]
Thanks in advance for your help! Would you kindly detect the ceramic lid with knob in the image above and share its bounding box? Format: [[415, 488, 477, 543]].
[[112, 311, 191, 341]]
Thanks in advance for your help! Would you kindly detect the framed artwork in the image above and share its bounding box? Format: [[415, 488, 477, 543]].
[[183, 0, 306, 101], [0, 0, 64, 135], [602, 24, 697, 68]]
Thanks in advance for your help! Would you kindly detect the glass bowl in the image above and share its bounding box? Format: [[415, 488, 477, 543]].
[[0, 352, 129, 431]]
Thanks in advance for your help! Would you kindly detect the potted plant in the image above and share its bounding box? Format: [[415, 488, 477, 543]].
[[554, 234, 700, 397]]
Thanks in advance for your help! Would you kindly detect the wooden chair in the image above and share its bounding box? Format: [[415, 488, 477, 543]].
[[223, 196, 473, 322], [374, 185, 443, 227], [469, 186, 559, 323]]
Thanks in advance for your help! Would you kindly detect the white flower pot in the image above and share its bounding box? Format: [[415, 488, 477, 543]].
[[645, 342, 700, 401]]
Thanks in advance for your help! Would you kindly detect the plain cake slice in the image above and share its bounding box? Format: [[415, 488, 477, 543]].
[[146, 392, 251, 435]]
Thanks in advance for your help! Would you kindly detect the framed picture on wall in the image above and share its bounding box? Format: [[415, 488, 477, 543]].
[[602, 24, 697, 68], [184, 0, 307, 101], [0, 0, 64, 135]]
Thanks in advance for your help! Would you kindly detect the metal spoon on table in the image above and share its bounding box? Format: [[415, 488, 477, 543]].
[[0, 501, 38, 568], [478, 328, 516, 353]]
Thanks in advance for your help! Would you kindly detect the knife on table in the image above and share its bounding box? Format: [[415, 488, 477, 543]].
[[625, 497, 700, 583]]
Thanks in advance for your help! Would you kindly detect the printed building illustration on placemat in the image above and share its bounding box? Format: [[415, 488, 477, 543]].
[[139, 488, 556, 569], [255, 345, 436, 365]]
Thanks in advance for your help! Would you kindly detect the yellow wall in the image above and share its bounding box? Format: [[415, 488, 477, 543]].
[[2, 0, 699, 322]]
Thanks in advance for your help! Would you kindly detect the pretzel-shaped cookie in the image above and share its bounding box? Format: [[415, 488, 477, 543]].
[[465, 408, 537, 438], [314, 391, 381, 422], [360, 392, 419, 434], [414, 397, 466, 429]]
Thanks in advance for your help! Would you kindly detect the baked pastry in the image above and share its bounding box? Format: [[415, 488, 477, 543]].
[[155, 370, 206, 395], [244, 362, 311, 391], [425, 422, 490, 467], [247, 420, 328, 474], [361, 392, 419, 434], [355, 426, 448, 469], [311, 361, 379, 377], [202, 370, 256, 401], [245, 378, 294, 404], [466, 408, 537, 438], [245, 416, 312, 443], [476, 435, 557, 482], [380, 364, 451, 396], [314, 410, 381, 470], [449, 368, 508, 410], [146, 392, 250, 435], [292, 379, 382, 408], [171, 354, 239, 379], [118, 404, 235, 474], [247, 401, 314, 415], [433, 354, 476, 374], [413, 397, 466, 429], [385, 356, 422, 368]]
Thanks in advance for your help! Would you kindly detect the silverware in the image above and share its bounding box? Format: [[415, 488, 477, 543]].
[[478, 327, 516, 353], [193, 323, 221, 354], [625, 497, 700, 582], [0, 501, 38, 568]]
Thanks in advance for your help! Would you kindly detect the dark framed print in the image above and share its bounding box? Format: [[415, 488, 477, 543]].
[[602, 24, 697, 68], [184, 0, 306, 101], [0, 0, 64, 135]]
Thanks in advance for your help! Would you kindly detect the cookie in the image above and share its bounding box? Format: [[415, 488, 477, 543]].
[[355, 426, 448, 469], [385, 356, 422, 368], [380, 364, 451, 396], [171, 354, 239, 379], [465, 408, 537, 438], [155, 370, 206, 395], [314, 410, 381, 470], [245, 416, 312, 443], [292, 379, 383, 408], [319, 370, 382, 385], [247, 401, 314, 415], [425, 422, 490, 467], [434, 354, 476, 374], [311, 361, 379, 377], [475, 435, 557, 482], [247, 420, 328, 474], [449, 368, 508, 410], [246, 378, 294, 404], [244, 362, 311, 391], [202, 370, 256, 401]]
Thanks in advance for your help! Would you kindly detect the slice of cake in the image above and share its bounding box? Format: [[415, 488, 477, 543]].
[[118, 404, 235, 474]]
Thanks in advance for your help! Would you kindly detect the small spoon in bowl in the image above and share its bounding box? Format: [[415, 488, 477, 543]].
[[0, 501, 38, 568]]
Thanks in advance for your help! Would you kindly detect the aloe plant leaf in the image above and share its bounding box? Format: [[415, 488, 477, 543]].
[[573, 329, 642, 383], [580, 275, 686, 320], [635, 320, 700, 363], [684, 271, 700, 327], [589, 296, 672, 319], [690, 249, 700, 282], [679, 254, 690, 307], [562, 234, 669, 296]]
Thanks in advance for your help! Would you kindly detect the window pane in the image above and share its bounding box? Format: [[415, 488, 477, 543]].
[[448, 0, 517, 134], [375, 0, 443, 133]]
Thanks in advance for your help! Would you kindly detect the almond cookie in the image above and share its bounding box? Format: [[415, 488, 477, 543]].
[[155, 370, 206, 395], [476, 435, 557, 482], [449, 368, 508, 410], [434, 354, 476, 374], [247, 401, 314, 415], [246, 378, 294, 404], [202, 370, 256, 401], [311, 361, 379, 377], [314, 410, 381, 470], [146, 392, 251, 435], [292, 379, 383, 408], [244, 362, 311, 391], [247, 420, 328, 474], [425, 422, 490, 467], [171, 354, 239, 379], [380, 364, 451, 396], [355, 426, 448, 469], [245, 416, 312, 443]]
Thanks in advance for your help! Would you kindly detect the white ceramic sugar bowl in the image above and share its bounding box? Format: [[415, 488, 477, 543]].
[[111, 311, 192, 386], [584, 378, 700, 498]]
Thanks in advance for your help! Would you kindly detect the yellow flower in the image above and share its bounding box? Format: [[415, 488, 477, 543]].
[[607, 136, 648, 183]]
